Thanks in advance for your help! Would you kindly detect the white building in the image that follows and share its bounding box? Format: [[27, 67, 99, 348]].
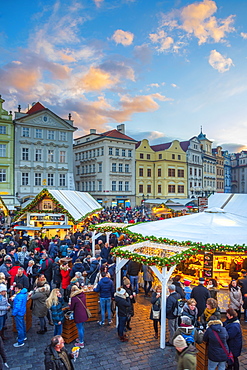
[[14, 102, 77, 203], [73, 124, 137, 208]]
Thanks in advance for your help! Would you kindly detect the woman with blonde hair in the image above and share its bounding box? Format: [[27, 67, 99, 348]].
[[46, 289, 64, 336], [0, 273, 6, 285]]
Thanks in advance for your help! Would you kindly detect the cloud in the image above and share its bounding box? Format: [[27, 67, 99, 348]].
[[147, 131, 166, 141], [171, 83, 177, 88], [241, 32, 247, 39], [133, 44, 153, 64], [130, 130, 175, 144], [208, 49, 234, 73], [112, 29, 134, 46], [149, 30, 174, 51], [93, 0, 104, 7], [80, 66, 119, 91], [148, 83, 160, 88]]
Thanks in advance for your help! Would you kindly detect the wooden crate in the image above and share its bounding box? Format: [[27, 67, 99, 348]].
[[12, 298, 33, 333], [62, 318, 78, 344], [85, 291, 99, 322], [196, 342, 208, 370]]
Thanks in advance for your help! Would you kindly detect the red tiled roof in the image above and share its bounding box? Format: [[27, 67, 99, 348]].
[[26, 102, 46, 115], [101, 129, 136, 141], [151, 142, 172, 152]]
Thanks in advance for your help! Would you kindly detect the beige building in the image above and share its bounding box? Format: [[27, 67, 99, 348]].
[[212, 146, 224, 193]]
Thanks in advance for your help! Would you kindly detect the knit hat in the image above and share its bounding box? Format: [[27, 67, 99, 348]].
[[173, 335, 187, 348], [117, 288, 126, 295], [183, 280, 191, 286], [180, 316, 192, 326], [123, 277, 130, 286], [0, 284, 7, 292]]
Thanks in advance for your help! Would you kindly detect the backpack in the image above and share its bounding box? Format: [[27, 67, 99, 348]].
[[181, 329, 195, 345], [173, 299, 185, 317]]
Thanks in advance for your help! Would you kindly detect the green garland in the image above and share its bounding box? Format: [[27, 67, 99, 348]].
[[90, 223, 247, 267]]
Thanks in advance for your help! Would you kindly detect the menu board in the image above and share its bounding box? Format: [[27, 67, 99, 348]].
[[204, 252, 213, 279], [198, 197, 208, 212]]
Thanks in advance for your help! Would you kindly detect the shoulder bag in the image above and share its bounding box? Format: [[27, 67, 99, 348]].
[[212, 329, 234, 365], [77, 296, 92, 318]]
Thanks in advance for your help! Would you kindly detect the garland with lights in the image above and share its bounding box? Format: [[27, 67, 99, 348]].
[[90, 223, 247, 267]]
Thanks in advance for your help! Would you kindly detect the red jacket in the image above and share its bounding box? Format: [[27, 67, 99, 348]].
[[60, 269, 71, 289]]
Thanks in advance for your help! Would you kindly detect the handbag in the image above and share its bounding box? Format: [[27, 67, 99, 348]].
[[212, 330, 234, 365], [77, 297, 92, 318], [152, 309, 160, 320]]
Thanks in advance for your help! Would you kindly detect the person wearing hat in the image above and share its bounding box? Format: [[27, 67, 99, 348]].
[[183, 280, 192, 300], [173, 316, 203, 347], [114, 287, 131, 342], [0, 284, 10, 340], [173, 335, 197, 370], [191, 277, 210, 318], [237, 269, 247, 322], [122, 276, 135, 330], [0, 258, 12, 279]]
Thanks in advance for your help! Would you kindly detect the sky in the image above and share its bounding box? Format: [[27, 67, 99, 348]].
[[0, 0, 247, 152]]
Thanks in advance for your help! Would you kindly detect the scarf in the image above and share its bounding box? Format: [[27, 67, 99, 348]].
[[26, 265, 33, 275], [204, 307, 216, 321], [58, 350, 72, 370]]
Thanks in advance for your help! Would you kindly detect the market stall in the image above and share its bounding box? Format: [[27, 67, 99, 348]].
[[13, 189, 102, 239]]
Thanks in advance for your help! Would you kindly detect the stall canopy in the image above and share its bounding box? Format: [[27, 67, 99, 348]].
[[208, 193, 247, 218], [129, 207, 247, 245]]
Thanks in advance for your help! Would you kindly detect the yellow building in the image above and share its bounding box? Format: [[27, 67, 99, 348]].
[[135, 139, 188, 205]]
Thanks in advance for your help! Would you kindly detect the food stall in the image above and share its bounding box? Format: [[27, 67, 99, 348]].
[[13, 189, 102, 238]]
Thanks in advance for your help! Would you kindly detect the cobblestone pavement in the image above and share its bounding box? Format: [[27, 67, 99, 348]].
[[3, 292, 247, 370]]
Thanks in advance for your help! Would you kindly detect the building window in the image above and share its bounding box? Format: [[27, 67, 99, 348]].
[[81, 166, 84, 174], [0, 169, 6, 182], [0, 126, 6, 134], [147, 169, 151, 177], [89, 165, 91, 173], [125, 181, 129, 191], [119, 163, 123, 172], [98, 180, 102, 191], [92, 149, 95, 157], [97, 148, 100, 156], [178, 185, 184, 193], [172, 154, 175, 159], [59, 132, 67, 141], [119, 181, 123, 191], [158, 184, 162, 193], [35, 129, 43, 139], [190, 168, 192, 175], [101, 147, 104, 155], [92, 181, 95, 191], [125, 164, 129, 173], [128, 150, 132, 157], [0, 144, 6, 157], [115, 148, 119, 156], [139, 168, 143, 177], [168, 168, 175, 177], [112, 181, 117, 191], [139, 184, 143, 193], [48, 173, 54, 186], [85, 165, 88, 174], [178, 155, 181, 160], [194, 168, 197, 176], [92, 164, 95, 173], [22, 173, 29, 186], [98, 163, 102, 172], [190, 182, 192, 188], [85, 151, 88, 159], [122, 149, 126, 157], [59, 151, 66, 163], [147, 154, 150, 159], [22, 127, 30, 137], [34, 173, 42, 186], [178, 169, 184, 177], [168, 184, 175, 193], [112, 163, 116, 172], [109, 147, 113, 155], [59, 173, 66, 186], [76, 166, 80, 175], [22, 148, 29, 161], [158, 168, 161, 177], [48, 130, 55, 140], [159, 154, 162, 159], [35, 149, 42, 161], [48, 150, 54, 162], [147, 184, 151, 193], [140, 153, 144, 159], [89, 151, 91, 158]]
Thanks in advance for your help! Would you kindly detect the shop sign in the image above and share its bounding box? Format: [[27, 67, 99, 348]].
[[198, 197, 208, 212], [30, 214, 65, 222], [204, 252, 213, 278]]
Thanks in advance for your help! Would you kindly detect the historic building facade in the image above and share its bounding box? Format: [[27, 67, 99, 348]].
[[222, 150, 232, 193], [73, 124, 136, 208], [14, 102, 76, 203], [231, 151, 247, 193], [212, 146, 224, 193]]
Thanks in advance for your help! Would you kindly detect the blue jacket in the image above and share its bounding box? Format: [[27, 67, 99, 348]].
[[12, 288, 28, 316], [70, 262, 84, 278], [94, 277, 114, 298], [223, 318, 242, 357], [50, 297, 65, 325], [203, 320, 229, 362]]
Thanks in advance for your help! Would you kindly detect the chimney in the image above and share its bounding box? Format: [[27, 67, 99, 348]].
[[90, 129, 96, 134], [117, 124, 125, 134], [18, 105, 21, 112], [68, 113, 72, 120]]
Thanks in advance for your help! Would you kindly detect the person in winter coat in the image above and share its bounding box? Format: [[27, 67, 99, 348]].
[[39, 254, 53, 287], [48, 240, 59, 260], [150, 285, 162, 339], [69, 286, 88, 348], [183, 280, 192, 300], [12, 283, 28, 347], [166, 284, 181, 346], [191, 277, 210, 318], [207, 279, 219, 300], [0, 284, 10, 341], [182, 299, 199, 327], [200, 298, 221, 329], [173, 335, 197, 370], [70, 259, 84, 278], [0, 259, 11, 279], [127, 260, 142, 294], [31, 283, 48, 334], [114, 287, 131, 342], [26, 260, 39, 290], [94, 271, 114, 325], [122, 276, 135, 330], [46, 289, 65, 336], [228, 280, 243, 320], [14, 267, 29, 290], [173, 316, 203, 346], [142, 265, 153, 297], [44, 335, 75, 370], [237, 269, 247, 321], [172, 275, 185, 299], [223, 308, 242, 370], [203, 315, 229, 370], [52, 258, 62, 289], [17, 246, 29, 267], [60, 262, 71, 302], [0, 336, 8, 369]]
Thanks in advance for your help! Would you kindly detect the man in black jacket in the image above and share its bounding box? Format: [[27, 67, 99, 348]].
[[166, 284, 180, 346], [44, 335, 75, 370], [191, 277, 210, 318], [127, 260, 141, 294], [238, 269, 247, 321]]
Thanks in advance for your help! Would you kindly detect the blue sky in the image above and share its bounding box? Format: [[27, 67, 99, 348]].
[[0, 0, 247, 152]]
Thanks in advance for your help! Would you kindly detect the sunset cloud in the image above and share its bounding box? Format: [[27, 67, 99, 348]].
[[0, 62, 41, 92], [80, 67, 119, 91], [112, 29, 134, 46], [149, 30, 174, 51], [241, 32, 247, 39], [208, 49, 234, 73]]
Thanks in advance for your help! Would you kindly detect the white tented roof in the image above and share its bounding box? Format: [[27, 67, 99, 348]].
[[48, 190, 102, 221], [208, 193, 247, 218], [129, 207, 247, 245]]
